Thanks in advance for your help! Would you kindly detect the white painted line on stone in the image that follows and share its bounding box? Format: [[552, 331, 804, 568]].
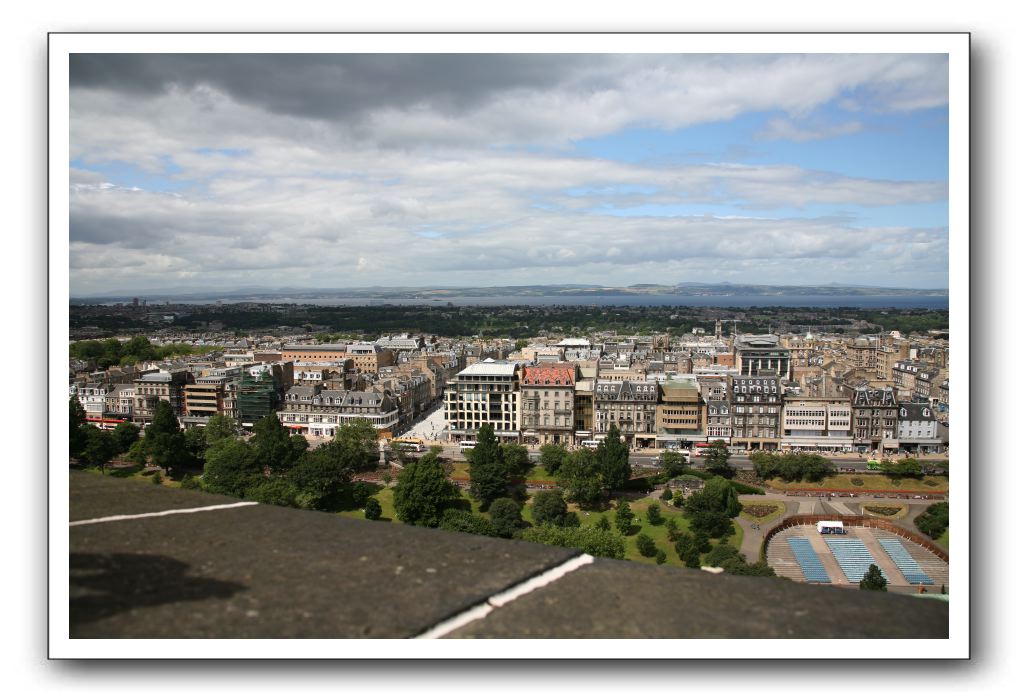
[[414, 602, 494, 640], [415, 553, 595, 639], [69, 501, 259, 527]]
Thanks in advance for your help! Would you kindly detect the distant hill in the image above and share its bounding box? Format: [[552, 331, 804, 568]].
[[72, 282, 947, 303]]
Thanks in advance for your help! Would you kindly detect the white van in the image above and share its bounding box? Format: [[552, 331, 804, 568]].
[[581, 439, 601, 449], [459, 440, 478, 452]]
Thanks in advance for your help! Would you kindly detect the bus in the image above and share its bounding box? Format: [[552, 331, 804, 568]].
[[458, 440, 478, 453], [693, 442, 723, 457], [392, 437, 426, 453], [581, 439, 602, 450]]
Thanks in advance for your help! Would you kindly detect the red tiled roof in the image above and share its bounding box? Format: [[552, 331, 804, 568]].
[[521, 365, 576, 386]]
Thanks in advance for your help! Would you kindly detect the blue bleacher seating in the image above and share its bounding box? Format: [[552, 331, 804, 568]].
[[878, 539, 934, 585], [824, 538, 886, 583], [787, 537, 831, 583]]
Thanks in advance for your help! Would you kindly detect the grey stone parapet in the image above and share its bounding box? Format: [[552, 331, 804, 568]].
[[68, 471, 948, 639]]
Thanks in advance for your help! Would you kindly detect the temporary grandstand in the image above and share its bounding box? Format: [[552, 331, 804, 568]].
[[879, 538, 935, 585], [824, 538, 887, 583], [786, 537, 832, 583]]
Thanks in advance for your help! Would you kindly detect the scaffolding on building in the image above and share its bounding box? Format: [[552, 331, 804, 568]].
[[236, 371, 279, 424]]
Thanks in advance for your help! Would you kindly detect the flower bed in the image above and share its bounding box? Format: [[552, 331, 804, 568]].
[[742, 504, 779, 518]]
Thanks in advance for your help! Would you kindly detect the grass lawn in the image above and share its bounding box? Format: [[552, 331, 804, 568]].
[[859, 502, 908, 519], [524, 466, 558, 482], [936, 528, 949, 550], [739, 500, 786, 524], [83, 463, 183, 488], [523, 496, 742, 568], [766, 473, 948, 494], [336, 485, 745, 570]]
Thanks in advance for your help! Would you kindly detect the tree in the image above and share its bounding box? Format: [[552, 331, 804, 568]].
[[82, 426, 118, 474], [468, 425, 509, 508], [646, 502, 663, 526], [702, 440, 734, 478], [674, 533, 700, 568], [595, 515, 611, 532], [859, 564, 888, 591], [203, 414, 238, 445], [685, 477, 742, 538], [364, 497, 382, 520], [531, 489, 568, 526], [251, 414, 304, 474], [661, 487, 673, 502], [704, 543, 742, 567], [202, 438, 262, 497], [636, 532, 657, 558], [69, 396, 88, 458], [539, 443, 568, 476], [499, 443, 528, 479], [597, 424, 631, 493], [184, 426, 208, 463], [915, 502, 949, 540], [665, 518, 680, 542], [111, 421, 140, 454], [245, 477, 298, 507], [614, 499, 634, 535], [558, 447, 604, 507], [393, 450, 458, 527], [489, 498, 523, 538], [439, 508, 496, 537], [332, 417, 380, 471], [145, 400, 191, 471], [351, 481, 374, 507], [289, 444, 355, 508], [520, 524, 625, 560], [749, 451, 780, 479], [659, 451, 689, 478], [692, 531, 712, 554]]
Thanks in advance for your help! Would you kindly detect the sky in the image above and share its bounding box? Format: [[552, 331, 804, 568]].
[[67, 53, 950, 296]]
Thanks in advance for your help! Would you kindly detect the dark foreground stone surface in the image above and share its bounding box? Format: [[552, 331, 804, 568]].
[[449, 558, 949, 638], [69, 472, 578, 638], [67, 471, 948, 639], [70, 470, 245, 522]]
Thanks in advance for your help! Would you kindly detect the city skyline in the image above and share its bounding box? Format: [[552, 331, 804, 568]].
[[70, 53, 949, 296]]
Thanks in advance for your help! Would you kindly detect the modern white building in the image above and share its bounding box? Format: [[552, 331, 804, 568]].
[[444, 359, 522, 441], [896, 402, 945, 453], [780, 396, 854, 452]]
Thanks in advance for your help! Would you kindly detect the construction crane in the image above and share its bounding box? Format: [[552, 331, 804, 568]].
[[717, 318, 741, 339]]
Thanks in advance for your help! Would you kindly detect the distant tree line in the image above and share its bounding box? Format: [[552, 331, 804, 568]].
[[70, 336, 218, 369]]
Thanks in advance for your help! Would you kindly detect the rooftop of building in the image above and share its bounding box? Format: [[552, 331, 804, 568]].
[[457, 359, 520, 377]]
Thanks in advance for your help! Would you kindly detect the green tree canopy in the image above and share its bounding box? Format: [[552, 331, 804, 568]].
[[202, 438, 262, 497], [636, 532, 657, 558], [82, 426, 119, 473], [111, 421, 140, 454], [659, 450, 689, 478], [702, 440, 734, 478], [184, 426, 208, 463], [332, 418, 380, 471], [69, 396, 88, 458], [251, 414, 305, 474], [468, 425, 509, 508], [538, 443, 568, 476], [488, 498, 523, 538], [859, 564, 888, 591], [520, 524, 625, 560], [393, 450, 459, 527], [684, 477, 742, 538], [364, 497, 382, 521], [203, 414, 238, 445], [439, 508, 497, 537], [614, 499, 634, 535], [597, 424, 631, 493], [145, 401, 191, 471], [500, 443, 530, 478], [531, 489, 568, 526], [558, 447, 604, 507]]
